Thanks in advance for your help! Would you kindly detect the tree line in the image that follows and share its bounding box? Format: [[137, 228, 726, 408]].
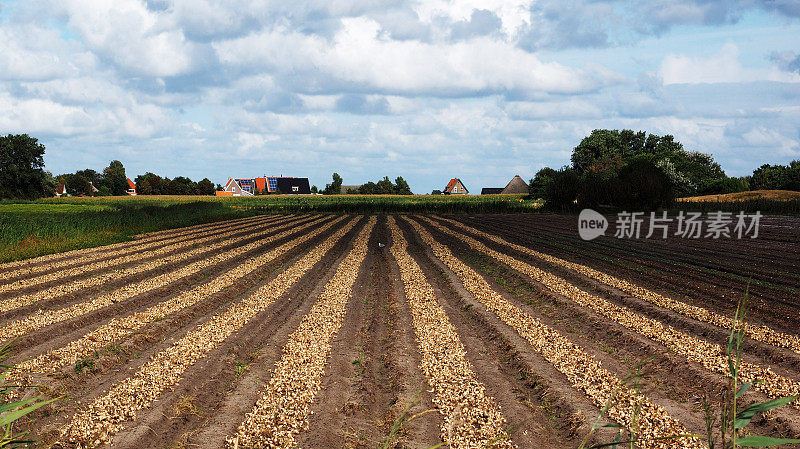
[[528, 129, 800, 210], [322, 173, 413, 195], [0, 134, 219, 199]]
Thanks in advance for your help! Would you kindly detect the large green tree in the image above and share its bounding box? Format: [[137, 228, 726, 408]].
[[60, 169, 102, 196], [393, 176, 412, 195], [103, 160, 128, 195], [197, 178, 215, 195], [0, 134, 54, 199], [528, 167, 557, 200], [570, 129, 724, 194], [324, 173, 343, 194], [751, 161, 800, 191]]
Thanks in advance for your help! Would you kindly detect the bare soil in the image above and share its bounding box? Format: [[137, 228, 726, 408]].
[[6, 213, 799, 448]]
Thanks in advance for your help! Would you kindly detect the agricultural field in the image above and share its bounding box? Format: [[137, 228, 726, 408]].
[[2, 213, 799, 448], [0, 195, 535, 263]]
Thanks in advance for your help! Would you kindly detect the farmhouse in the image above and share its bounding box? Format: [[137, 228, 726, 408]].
[[126, 178, 137, 196], [217, 176, 311, 196], [443, 178, 468, 195], [272, 177, 311, 194], [481, 175, 529, 195], [55, 183, 67, 197], [481, 188, 503, 195], [501, 175, 528, 194], [216, 178, 251, 196]]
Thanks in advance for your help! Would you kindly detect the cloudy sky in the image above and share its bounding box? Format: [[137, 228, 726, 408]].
[[1, 0, 799, 193]]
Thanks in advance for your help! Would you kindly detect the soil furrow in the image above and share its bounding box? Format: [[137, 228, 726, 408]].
[[229, 217, 376, 448], [9, 215, 349, 381], [0, 213, 271, 273], [416, 218, 800, 443], [0, 214, 310, 308], [99, 217, 371, 449], [298, 216, 440, 449], [0, 214, 282, 284], [55, 216, 362, 447], [429, 217, 800, 407], [431, 216, 800, 355], [385, 216, 513, 449], [0, 215, 328, 343], [402, 216, 704, 449]]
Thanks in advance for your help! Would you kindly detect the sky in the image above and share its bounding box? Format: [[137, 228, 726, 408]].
[[1, 0, 799, 193]]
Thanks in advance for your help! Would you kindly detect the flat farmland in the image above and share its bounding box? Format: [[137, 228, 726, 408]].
[[3, 213, 799, 448]]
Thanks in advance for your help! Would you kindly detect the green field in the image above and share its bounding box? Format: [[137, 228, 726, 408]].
[[0, 194, 536, 262]]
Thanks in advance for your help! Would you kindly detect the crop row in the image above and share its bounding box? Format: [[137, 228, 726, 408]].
[[0, 214, 285, 295], [422, 217, 800, 406], [405, 216, 703, 449], [0, 215, 312, 313], [60, 216, 362, 447], [230, 217, 376, 448], [438, 217, 800, 354], [0, 215, 328, 342], [0, 213, 269, 273], [386, 217, 513, 449], [16, 215, 350, 381]]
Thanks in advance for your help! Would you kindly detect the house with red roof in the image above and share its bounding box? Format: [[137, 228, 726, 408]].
[[443, 178, 468, 195], [126, 178, 137, 195]]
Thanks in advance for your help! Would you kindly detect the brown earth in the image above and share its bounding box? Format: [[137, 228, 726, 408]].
[[3, 213, 798, 448]]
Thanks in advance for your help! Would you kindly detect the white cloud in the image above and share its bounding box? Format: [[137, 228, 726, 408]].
[[0, 26, 95, 81], [216, 17, 612, 96], [659, 43, 800, 84], [742, 127, 800, 157], [0, 0, 798, 191], [504, 98, 604, 120], [60, 0, 197, 77], [413, 0, 532, 37]]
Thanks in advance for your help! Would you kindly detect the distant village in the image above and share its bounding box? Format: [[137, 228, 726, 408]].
[[213, 174, 529, 196], [53, 171, 530, 197]]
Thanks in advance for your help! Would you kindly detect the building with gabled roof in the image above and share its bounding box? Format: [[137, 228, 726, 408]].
[[443, 178, 468, 195], [234, 177, 311, 194], [126, 178, 137, 196], [216, 178, 252, 196]]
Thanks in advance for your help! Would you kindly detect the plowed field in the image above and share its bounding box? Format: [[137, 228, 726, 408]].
[[3, 214, 799, 448]]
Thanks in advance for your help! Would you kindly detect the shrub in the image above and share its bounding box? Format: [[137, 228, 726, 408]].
[[699, 177, 749, 195], [613, 158, 674, 210], [528, 167, 557, 200], [543, 168, 579, 211]]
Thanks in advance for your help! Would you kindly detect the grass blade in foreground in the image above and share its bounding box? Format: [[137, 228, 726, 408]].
[[228, 216, 376, 448]]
